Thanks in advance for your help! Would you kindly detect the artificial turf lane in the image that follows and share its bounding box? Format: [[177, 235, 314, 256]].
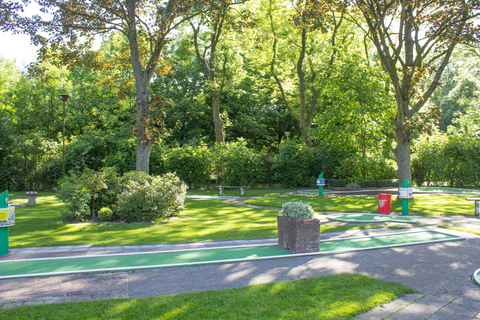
[[0, 230, 463, 279], [327, 213, 418, 223], [320, 230, 461, 253], [0, 246, 290, 279]]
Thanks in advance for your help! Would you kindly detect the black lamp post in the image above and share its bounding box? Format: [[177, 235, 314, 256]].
[[58, 95, 69, 178]]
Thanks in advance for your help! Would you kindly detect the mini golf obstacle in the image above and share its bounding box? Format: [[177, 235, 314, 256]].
[[0, 228, 464, 280], [327, 213, 419, 223], [473, 268, 480, 286]]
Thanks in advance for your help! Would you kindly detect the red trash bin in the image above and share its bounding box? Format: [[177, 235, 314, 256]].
[[378, 194, 391, 214]]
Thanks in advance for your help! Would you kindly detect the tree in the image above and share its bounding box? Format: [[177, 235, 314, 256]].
[[19, 0, 245, 173], [266, 0, 345, 145], [349, 0, 480, 185]]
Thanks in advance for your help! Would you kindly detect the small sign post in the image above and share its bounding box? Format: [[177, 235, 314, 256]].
[[317, 173, 325, 196], [398, 179, 413, 216]]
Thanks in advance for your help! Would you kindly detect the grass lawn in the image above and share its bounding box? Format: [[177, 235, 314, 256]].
[[8, 193, 368, 248], [187, 188, 296, 197], [245, 194, 476, 216], [0, 274, 414, 319]]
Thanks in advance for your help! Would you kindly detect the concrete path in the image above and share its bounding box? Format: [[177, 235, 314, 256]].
[[1, 226, 480, 319]]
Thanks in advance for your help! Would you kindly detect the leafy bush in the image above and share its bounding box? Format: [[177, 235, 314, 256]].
[[359, 179, 398, 188], [327, 179, 347, 188], [411, 132, 448, 186], [116, 172, 188, 222], [213, 141, 267, 187], [97, 207, 114, 221], [164, 145, 212, 187], [271, 140, 315, 188], [444, 137, 480, 187], [280, 201, 315, 220], [412, 133, 480, 187], [345, 182, 361, 189], [335, 155, 397, 183], [60, 188, 92, 222], [58, 169, 108, 222]]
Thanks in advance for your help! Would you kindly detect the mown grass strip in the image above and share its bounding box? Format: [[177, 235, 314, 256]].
[[245, 194, 475, 216], [0, 274, 415, 319]]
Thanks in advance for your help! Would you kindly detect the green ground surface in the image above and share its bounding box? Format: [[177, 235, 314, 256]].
[[320, 230, 460, 253], [7, 193, 367, 248], [187, 188, 296, 197], [0, 274, 414, 319], [0, 230, 460, 279], [245, 194, 475, 216], [327, 214, 418, 223], [0, 246, 290, 278]]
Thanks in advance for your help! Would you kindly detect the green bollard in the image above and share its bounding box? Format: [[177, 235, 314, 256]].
[[318, 173, 324, 196], [401, 179, 409, 216]]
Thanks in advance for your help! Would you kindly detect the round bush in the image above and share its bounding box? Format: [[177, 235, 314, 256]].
[[116, 172, 188, 222], [280, 201, 315, 220]]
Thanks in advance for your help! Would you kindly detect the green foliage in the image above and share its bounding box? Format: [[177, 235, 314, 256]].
[[335, 155, 397, 183], [97, 207, 114, 221], [271, 140, 315, 188], [59, 169, 187, 223], [58, 168, 113, 222], [444, 137, 480, 188], [116, 172, 188, 223], [412, 132, 480, 188], [214, 141, 267, 187], [280, 201, 315, 220], [164, 145, 212, 187], [412, 132, 449, 186]]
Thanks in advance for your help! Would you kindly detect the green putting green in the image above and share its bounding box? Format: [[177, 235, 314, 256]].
[[327, 213, 418, 223], [0, 230, 463, 279], [320, 230, 461, 253], [0, 246, 289, 279]]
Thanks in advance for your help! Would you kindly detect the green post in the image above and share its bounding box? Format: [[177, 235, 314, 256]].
[[402, 179, 409, 216], [319, 173, 324, 196], [0, 190, 9, 255]]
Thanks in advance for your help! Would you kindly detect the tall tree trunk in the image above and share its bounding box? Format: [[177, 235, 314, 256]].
[[394, 128, 411, 187], [212, 91, 225, 144], [135, 79, 153, 173]]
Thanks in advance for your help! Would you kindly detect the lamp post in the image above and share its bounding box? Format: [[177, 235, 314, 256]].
[[58, 95, 69, 178], [285, 131, 290, 139]]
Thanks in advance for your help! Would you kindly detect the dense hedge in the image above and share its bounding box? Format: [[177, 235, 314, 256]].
[[412, 133, 480, 187]]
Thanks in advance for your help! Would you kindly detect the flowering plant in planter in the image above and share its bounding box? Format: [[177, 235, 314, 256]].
[[279, 201, 315, 220], [278, 201, 320, 253]]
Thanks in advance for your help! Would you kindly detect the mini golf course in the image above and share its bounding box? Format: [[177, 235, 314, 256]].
[[327, 213, 419, 223], [0, 229, 463, 280]]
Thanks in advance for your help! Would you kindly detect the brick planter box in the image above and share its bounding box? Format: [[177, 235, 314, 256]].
[[277, 215, 320, 254]]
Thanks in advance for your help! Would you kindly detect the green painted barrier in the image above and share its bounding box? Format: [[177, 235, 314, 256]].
[[0, 190, 15, 255]]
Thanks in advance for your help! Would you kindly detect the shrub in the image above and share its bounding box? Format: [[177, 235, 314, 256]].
[[334, 155, 397, 183], [280, 201, 315, 220], [271, 140, 314, 188], [97, 207, 114, 221], [213, 141, 267, 187], [60, 188, 92, 222], [345, 182, 361, 189], [116, 172, 188, 222], [164, 145, 212, 187]]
